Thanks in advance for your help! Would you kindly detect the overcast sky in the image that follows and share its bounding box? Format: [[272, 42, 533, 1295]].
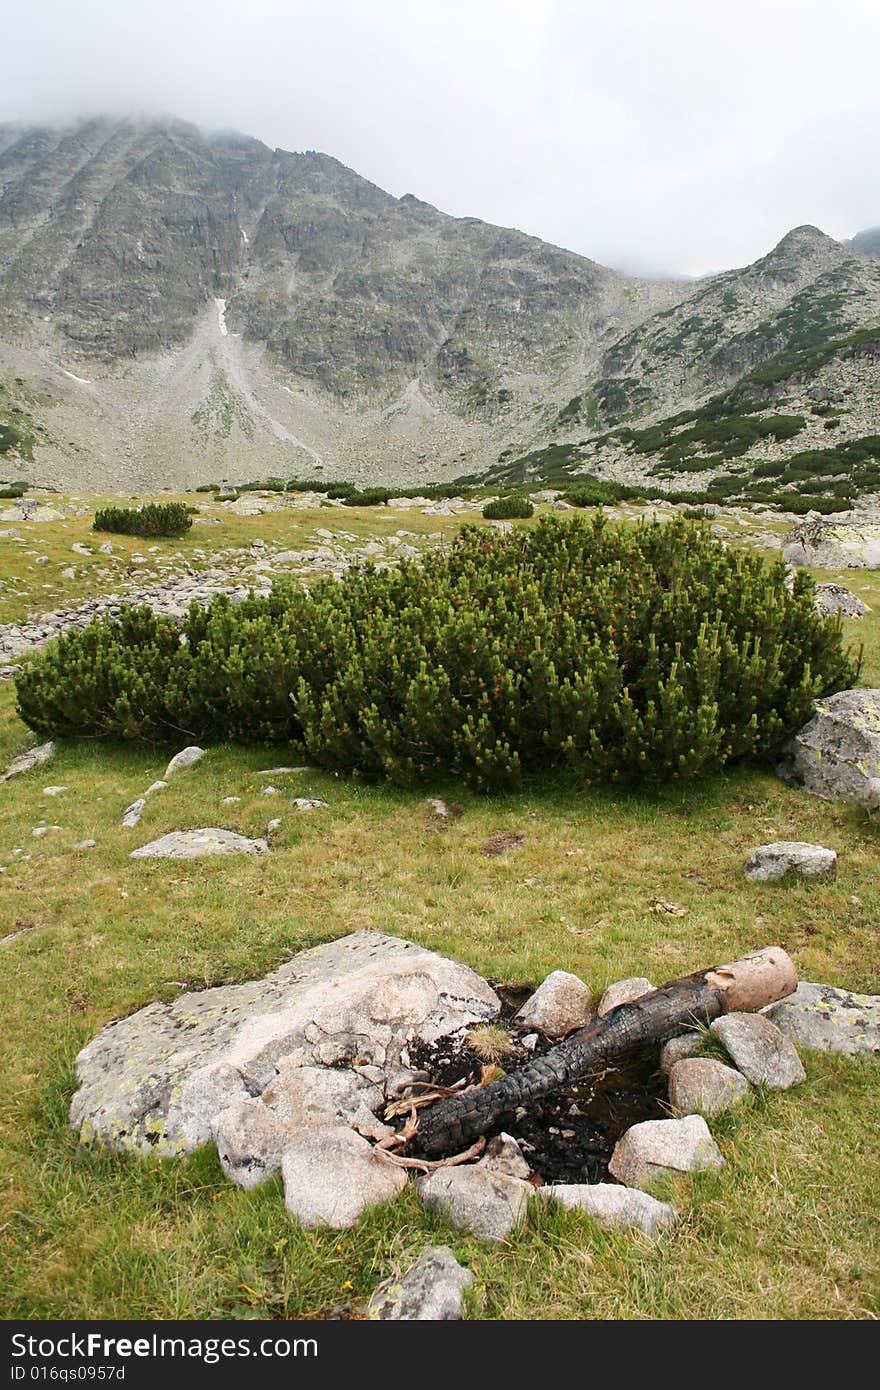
[[2, 0, 878, 277]]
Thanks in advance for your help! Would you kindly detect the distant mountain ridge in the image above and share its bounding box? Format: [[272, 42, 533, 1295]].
[[0, 116, 877, 492]]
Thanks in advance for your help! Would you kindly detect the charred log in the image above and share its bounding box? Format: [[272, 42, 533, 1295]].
[[414, 946, 797, 1157]]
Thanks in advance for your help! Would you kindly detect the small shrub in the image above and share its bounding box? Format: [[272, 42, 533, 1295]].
[[16, 516, 858, 793], [341, 487, 390, 507], [482, 493, 534, 519], [0, 482, 26, 498], [92, 503, 193, 538]]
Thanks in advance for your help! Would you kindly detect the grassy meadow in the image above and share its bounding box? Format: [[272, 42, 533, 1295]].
[[0, 492, 878, 1320]]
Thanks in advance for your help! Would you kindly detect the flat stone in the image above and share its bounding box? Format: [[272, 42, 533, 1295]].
[[282, 1125, 407, 1229], [514, 970, 593, 1039], [744, 841, 837, 881], [129, 828, 269, 859], [73, 839, 97, 850], [668, 1057, 750, 1117], [597, 977, 655, 1017], [765, 981, 880, 1056], [145, 781, 167, 796], [0, 741, 55, 783], [164, 745, 206, 777], [710, 1012, 806, 1089], [418, 1165, 530, 1241], [122, 798, 146, 829], [540, 1183, 678, 1236], [366, 1246, 475, 1320], [814, 583, 869, 618], [43, 786, 68, 796], [69, 932, 500, 1153], [293, 797, 327, 811], [659, 1032, 705, 1073], [778, 689, 880, 803], [608, 1115, 724, 1190]]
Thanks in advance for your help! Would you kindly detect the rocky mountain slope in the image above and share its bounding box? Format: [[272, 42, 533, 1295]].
[[0, 116, 878, 493]]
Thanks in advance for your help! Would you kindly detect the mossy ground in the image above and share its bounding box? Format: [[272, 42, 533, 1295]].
[[0, 495, 878, 1319]]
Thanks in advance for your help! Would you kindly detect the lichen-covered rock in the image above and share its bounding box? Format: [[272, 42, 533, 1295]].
[[418, 1165, 531, 1241], [814, 583, 869, 618], [744, 841, 837, 882], [608, 1115, 724, 1190], [281, 1126, 407, 1229], [597, 977, 654, 1017], [69, 932, 500, 1154], [765, 982, 880, 1056], [668, 1057, 750, 1117], [164, 745, 206, 777], [539, 1183, 678, 1236], [778, 689, 880, 803], [366, 1247, 475, 1320], [0, 741, 55, 784], [130, 828, 269, 859], [783, 519, 880, 569], [710, 1012, 806, 1089], [513, 970, 593, 1039]]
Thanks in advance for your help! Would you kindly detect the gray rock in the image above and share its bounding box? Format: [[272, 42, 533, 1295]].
[[765, 981, 880, 1056], [215, 1098, 286, 1188], [418, 1165, 530, 1241], [659, 1032, 705, 1073], [262, 1062, 390, 1141], [668, 1057, 750, 1117], [164, 745, 206, 777], [176, 1063, 253, 1148], [43, 785, 68, 797], [69, 932, 500, 1153], [710, 1012, 806, 1089], [282, 1126, 407, 1229], [540, 1183, 678, 1236], [479, 1132, 531, 1180], [783, 519, 880, 569], [0, 741, 55, 783], [145, 780, 167, 796], [129, 828, 269, 859], [514, 970, 593, 1039], [293, 797, 327, 811], [814, 583, 869, 618], [609, 1115, 724, 1190], [744, 841, 837, 881], [73, 838, 97, 850], [856, 777, 880, 818], [366, 1246, 475, 1320], [597, 977, 654, 1017], [778, 688, 880, 803], [122, 798, 147, 829]]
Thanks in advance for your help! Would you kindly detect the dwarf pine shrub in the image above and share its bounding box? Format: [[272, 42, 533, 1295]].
[[482, 493, 534, 519], [92, 502, 193, 538], [16, 516, 858, 790]]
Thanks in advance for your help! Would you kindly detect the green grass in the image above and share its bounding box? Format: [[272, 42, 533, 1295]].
[[0, 494, 878, 1319]]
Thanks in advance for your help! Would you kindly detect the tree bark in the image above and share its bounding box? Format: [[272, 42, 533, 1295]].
[[414, 945, 797, 1157]]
